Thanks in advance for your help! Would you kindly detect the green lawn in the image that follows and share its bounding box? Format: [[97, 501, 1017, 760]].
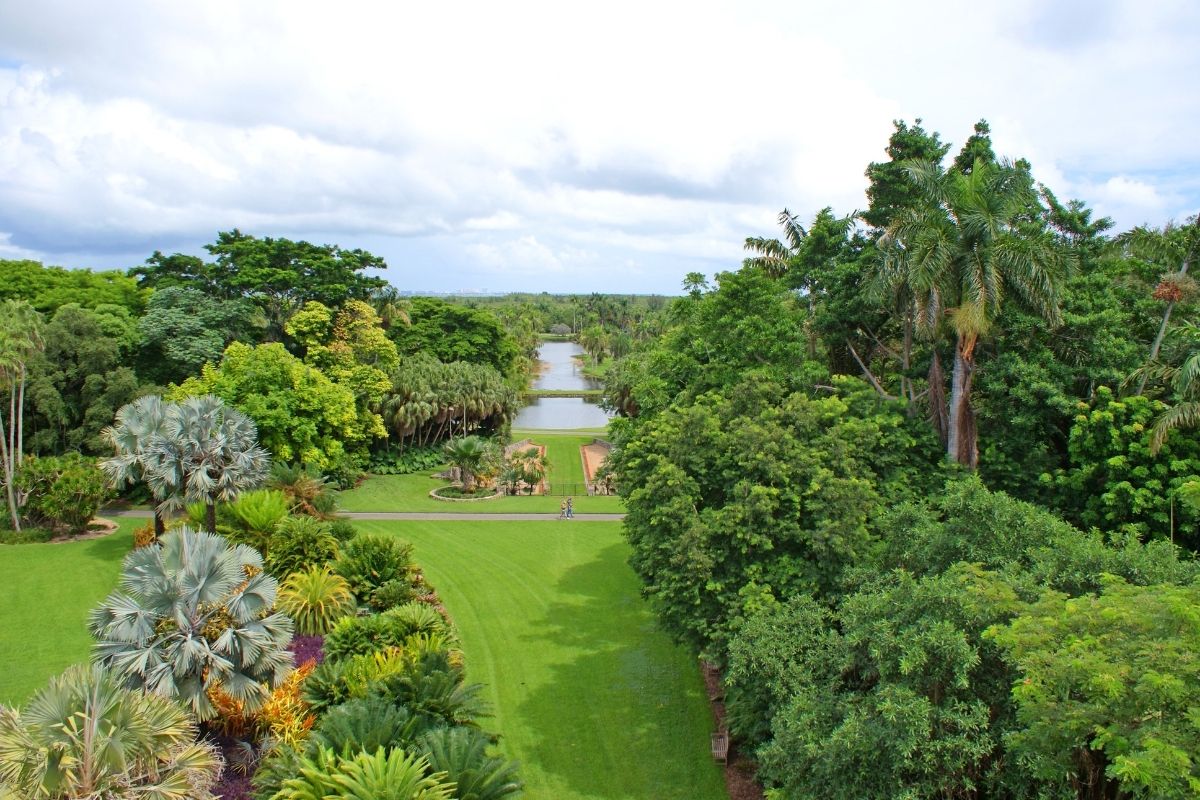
[[339, 430, 624, 514], [0, 520, 135, 705], [355, 520, 725, 800]]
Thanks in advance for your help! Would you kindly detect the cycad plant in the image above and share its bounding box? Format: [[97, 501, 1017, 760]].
[[278, 567, 356, 635], [88, 527, 295, 721], [0, 664, 222, 799], [277, 746, 455, 800], [227, 488, 291, 550], [417, 726, 523, 800]]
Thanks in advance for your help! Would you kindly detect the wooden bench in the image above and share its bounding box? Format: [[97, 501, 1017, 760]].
[[711, 729, 730, 764]]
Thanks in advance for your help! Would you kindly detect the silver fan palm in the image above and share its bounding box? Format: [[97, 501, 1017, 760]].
[[88, 526, 294, 721]]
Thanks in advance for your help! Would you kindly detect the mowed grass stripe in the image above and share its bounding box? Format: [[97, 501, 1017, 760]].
[[0, 521, 136, 705], [356, 520, 725, 800]]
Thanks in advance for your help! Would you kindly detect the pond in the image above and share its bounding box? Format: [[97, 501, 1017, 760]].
[[512, 341, 614, 430]]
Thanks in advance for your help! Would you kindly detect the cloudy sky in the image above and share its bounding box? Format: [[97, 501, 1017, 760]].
[[1, 1, 1197, 294]]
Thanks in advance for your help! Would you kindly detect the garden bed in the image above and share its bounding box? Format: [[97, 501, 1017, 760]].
[[429, 486, 503, 501]]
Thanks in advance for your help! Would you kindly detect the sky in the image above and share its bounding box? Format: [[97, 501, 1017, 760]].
[[0, 1, 1197, 295]]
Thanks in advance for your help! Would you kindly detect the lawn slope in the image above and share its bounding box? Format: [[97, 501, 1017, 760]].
[[355, 519, 725, 800]]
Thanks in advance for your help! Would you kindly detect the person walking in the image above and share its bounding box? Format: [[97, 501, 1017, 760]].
[[559, 499, 568, 520], [566, 496, 574, 519]]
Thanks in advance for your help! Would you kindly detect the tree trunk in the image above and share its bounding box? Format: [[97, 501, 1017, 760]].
[[1136, 242, 1196, 394], [902, 313, 915, 406], [947, 338, 978, 469], [205, 500, 217, 534], [0, 401, 18, 532], [927, 351, 948, 451], [153, 507, 166, 540]]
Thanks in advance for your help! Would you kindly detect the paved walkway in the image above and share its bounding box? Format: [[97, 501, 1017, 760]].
[[103, 509, 625, 522]]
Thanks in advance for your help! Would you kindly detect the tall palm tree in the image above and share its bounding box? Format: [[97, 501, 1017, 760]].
[[101, 395, 175, 539], [744, 208, 806, 278], [0, 664, 222, 799], [883, 157, 1072, 468], [0, 299, 45, 531], [144, 395, 271, 533], [88, 527, 294, 721], [1116, 215, 1200, 393]]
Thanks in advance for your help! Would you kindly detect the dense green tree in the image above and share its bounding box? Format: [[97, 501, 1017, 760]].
[[132, 230, 388, 339], [380, 355, 516, 450], [614, 375, 940, 655], [389, 297, 521, 378], [137, 286, 260, 384], [25, 303, 143, 455], [0, 259, 146, 315], [989, 579, 1200, 800], [173, 342, 359, 470], [861, 119, 951, 231]]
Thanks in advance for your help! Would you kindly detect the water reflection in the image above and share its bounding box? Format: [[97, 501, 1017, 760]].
[[514, 341, 613, 430]]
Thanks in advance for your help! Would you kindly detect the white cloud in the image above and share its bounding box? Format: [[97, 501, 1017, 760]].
[[0, 0, 1196, 291]]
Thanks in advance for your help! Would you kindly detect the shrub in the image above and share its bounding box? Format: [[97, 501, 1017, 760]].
[[89, 527, 294, 720], [0, 664, 222, 798], [266, 516, 339, 578], [14, 453, 112, 535], [374, 647, 486, 727], [307, 696, 427, 755], [370, 578, 418, 611], [328, 517, 358, 543], [257, 661, 317, 749], [269, 462, 335, 518], [368, 445, 445, 475], [276, 747, 454, 800], [324, 602, 451, 662], [417, 726, 523, 800], [251, 743, 305, 800], [228, 489, 291, 551], [303, 636, 459, 714], [132, 521, 156, 548], [277, 567, 356, 635], [335, 534, 415, 605]]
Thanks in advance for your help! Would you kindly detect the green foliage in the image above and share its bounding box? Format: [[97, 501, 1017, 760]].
[[380, 355, 517, 450], [1050, 387, 1200, 547], [861, 118, 951, 230], [227, 488, 292, 551], [335, 534, 416, 606], [443, 435, 496, 493], [138, 285, 258, 384], [615, 374, 940, 654], [307, 696, 428, 755], [276, 746, 455, 800], [0, 259, 146, 315], [370, 578, 418, 611], [988, 579, 1200, 800], [416, 726, 524, 800], [368, 445, 445, 475], [0, 664, 221, 799], [26, 302, 143, 455], [324, 602, 451, 662], [267, 515, 340, 578], [14, 453, 111, 534], [391, 296, 520, 377], [277, 567, 356, 635], [88, 527, 294, 720], [329, 518, 359, 543], [173, 341, 360, 468]]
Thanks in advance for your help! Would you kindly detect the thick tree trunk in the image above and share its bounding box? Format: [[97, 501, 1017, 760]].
[[947, 339, 978, 469], [205, 500, 217, 534], [153, 507, 166, 540], [927, 351, 949, 450]]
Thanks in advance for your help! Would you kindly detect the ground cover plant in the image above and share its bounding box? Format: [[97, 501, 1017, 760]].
[[352, 519, 726, 800]]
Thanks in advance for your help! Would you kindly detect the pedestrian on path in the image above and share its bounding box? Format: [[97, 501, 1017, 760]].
[[566, 497, 574, 519], [559, 499, 568, 520]]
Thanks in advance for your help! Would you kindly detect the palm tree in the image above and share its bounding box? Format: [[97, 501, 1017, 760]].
[[883, 157, 1072, 468], [145, 395, 271, 533], [0, 300, 45, 531], [744, 208, 806, 278], [1116, 215, 1200, 393], [0, 664, 222, 798], [88, 527, 295, 721], [1148, 326, 1200, 452], [443, 436, 492, 493], [101, 394, 175, 539]]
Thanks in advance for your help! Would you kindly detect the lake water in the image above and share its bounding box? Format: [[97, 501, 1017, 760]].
[[512, 341, 614, 430]]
